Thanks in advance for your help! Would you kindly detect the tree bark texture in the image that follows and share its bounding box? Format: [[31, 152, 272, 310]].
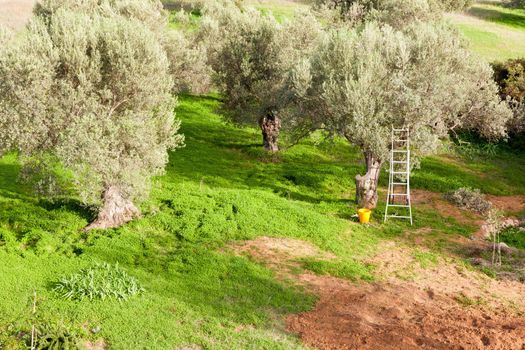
[[355, 153, 382, 209], [259, 111, 281, 152], [85, 185, 140, 230]]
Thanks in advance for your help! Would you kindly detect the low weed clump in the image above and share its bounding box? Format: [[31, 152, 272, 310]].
[[300, 258, 374, 282], [444, 187, 492, 214], [413, 250, 439, 268], [54, 263, 144, 301]]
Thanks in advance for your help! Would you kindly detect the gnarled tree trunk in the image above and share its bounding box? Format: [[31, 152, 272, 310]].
[[355, 152, 382, 209], [259, 111, 281, 152], [85, 185, 140, 230]]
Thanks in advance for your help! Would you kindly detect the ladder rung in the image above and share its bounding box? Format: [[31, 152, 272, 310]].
[[390, 193, 408, 196], [395, 139, 408, 142], [392, 172, 408, 175], [392, 150, 409, 153], [392, 161, 408, 164], [386, 215, 412, 219], [392, 182, 407, 185], [386, 205, 411, 208]]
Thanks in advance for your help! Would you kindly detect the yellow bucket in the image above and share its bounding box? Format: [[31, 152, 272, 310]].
[[358, 208, 372, 224]]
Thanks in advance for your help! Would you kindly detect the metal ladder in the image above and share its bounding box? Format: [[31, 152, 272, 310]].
[[384, 127, 413, 225]]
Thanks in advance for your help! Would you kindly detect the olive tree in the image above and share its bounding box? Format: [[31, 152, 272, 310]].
[[289, 22, 511, 208], [36, 0, 210, 95], [315, 0, 472, 26], [164, 26, 212, 95], [199, 1, 322, 151], [0, 2, 184, 229]]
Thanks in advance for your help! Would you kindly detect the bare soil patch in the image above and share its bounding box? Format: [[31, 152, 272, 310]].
[[0, 0, 35, 31], [83, 339, 107, 350], [412, 189, 482, 225], [231, 236, 525, 350], [231, 236, 336, 279], [486, 194, 525, 214]]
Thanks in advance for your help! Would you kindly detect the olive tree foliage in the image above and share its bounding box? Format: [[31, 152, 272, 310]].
[[35, 0, 211, 95], [314, 0, 472, 27], [0, 26, 12, 46], [164, 21, 212, 94], [289, 22, 511, 208], [198, 0, 322, 151], [0, 2, 184, 229], [34, 0, 168, 32]]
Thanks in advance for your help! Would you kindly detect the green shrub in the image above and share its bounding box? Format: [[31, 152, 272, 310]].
[[492, 59, 525, 138], [54, 263, 144, 301], [444, 187, 492, 214], [493, 59, 525, 101], [505, 0, 525, 8], [455, 141, 500, 160]]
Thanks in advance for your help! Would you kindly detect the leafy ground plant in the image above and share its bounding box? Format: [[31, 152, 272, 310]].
[[54, 263, 144, 301], [30, 323, 81, 350]]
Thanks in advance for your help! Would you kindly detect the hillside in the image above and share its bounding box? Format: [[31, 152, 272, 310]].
[[0, 95, 524, 348]]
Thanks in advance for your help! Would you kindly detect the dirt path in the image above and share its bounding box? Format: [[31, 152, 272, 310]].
[[231, 236, 525, 350]]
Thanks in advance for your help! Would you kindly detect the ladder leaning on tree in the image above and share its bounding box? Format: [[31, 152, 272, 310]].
[[384, 127, 413, 225]]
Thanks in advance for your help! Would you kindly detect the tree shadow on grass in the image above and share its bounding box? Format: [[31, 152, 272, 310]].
[[169, 95, 363, 206], [38, 198, 96, 223], [0, 157, 89, 240], [467, 6, 525, 28]]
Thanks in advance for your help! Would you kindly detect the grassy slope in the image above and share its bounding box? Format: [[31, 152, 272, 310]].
[[1, 95, 524, 349], [450, 1, 525, 61], [2, 1, 525, 349]]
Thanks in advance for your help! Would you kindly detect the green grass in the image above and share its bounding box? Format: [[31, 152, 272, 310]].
[[413, 250, 439, 268], [301, 258, 375, 281], [0, 94, 524, 348], [0, 95, 380, 349], [248, 0, 309, 22], [450, 1, 525, 61], [467, 1, 525, 29]]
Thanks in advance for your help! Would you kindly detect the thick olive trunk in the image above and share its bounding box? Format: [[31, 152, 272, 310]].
[[259, 111, 281, 152], [355, 153, 382, 209], [85, 185, 140, 230]]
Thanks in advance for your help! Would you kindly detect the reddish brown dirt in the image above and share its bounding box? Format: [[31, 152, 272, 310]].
[[412, 190, 524, 241], [83, 339, 107, 350], [486, 195, 525, 214], [412, 190, 483, 225], [231, 237, 525, 350], [287, 281, 525, 350], [0, 0, 35, 31]]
